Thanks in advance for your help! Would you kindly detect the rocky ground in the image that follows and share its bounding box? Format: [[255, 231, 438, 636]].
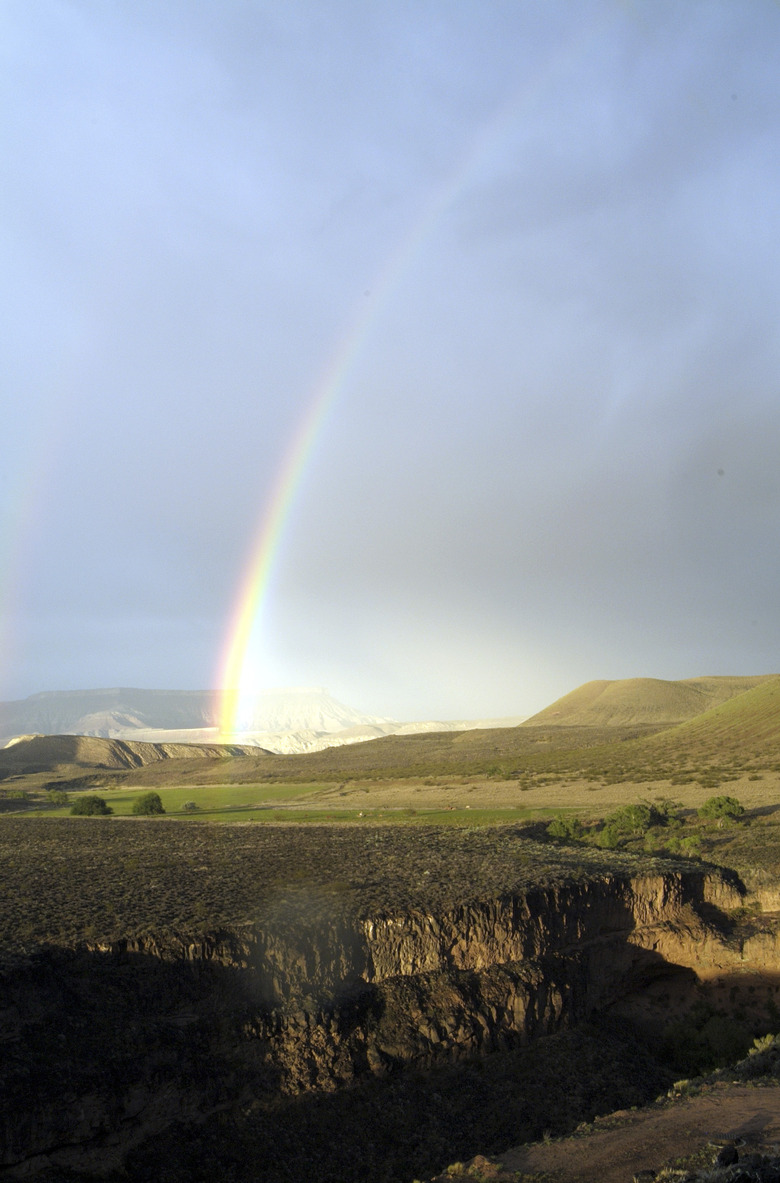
[[506, 1082, 780, 1182]]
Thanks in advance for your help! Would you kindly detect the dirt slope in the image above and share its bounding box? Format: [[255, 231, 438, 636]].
[[497, 1082, 780, 1183]]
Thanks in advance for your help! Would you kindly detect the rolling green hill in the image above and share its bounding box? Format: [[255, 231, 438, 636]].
[[523, 675, 777, 728], [534, 675, 780, 777], [645, 675, 780, 760]]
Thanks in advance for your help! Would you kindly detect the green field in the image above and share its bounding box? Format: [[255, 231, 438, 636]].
[[22, 780, 558, 826], [30, 781, 330, 821]]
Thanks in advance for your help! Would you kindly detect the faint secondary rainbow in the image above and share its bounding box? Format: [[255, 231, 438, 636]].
[[215, 19, 604, 736], [0, 393, 69, 702]]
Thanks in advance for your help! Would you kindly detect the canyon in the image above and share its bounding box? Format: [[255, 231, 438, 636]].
[[3, 821, 780, 1182]]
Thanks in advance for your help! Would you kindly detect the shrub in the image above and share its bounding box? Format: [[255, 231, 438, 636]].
[[70, 795, 112, 816], [597, 825, 620, 849], [132, 792, 165, 816], [661, 1014, 751, 1075], [602, 803, 661, 836], [698, 795, 744, 822], [46, 789, 69, 807], [671, 834, 702, 857], [652, 797, 683, 822], [546, 816, 584, 841], [182, 800, 199, 812], [749, 1033, 777, 1056]]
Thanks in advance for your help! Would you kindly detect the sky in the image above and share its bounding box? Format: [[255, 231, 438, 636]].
[[2, 0, 780, 723]]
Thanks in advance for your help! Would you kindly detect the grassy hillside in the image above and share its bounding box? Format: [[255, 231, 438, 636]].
[[3, 675, 780, 796], [524, 675, 780, 783], [2, 723, 666, 789], [524, 674, 776, 728], [646, 676, 780, 760]]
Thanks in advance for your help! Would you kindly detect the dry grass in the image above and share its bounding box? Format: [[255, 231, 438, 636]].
[[304, 770, 780, 816]]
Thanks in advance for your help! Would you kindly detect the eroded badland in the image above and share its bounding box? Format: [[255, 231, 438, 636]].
[[4, 675, 780, 1182]]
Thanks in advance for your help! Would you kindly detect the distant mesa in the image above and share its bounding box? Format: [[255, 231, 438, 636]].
[[0, 732, 264, 773], [0, 686, 525, 755], [5, 675, 777, 760]]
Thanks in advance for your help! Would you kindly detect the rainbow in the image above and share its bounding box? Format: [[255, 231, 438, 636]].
[[214, 20, 602, 736], [215, 316, 372, 735]]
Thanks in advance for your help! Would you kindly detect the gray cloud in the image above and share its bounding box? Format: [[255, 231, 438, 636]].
[[3, 0, 780, 717]]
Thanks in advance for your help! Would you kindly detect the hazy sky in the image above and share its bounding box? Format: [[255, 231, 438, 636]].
[[3, 0, 780, 721]]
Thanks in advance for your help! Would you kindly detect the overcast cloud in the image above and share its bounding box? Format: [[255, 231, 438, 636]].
[[2, 0, 780, 720]]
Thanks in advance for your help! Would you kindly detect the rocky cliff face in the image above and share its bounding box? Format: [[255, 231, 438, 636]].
[[2, 846, 777, 1182], [88, 867, 743, 995], [205, 868, 756, 1094]]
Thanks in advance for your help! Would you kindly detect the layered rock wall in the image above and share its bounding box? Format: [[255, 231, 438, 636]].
[[63, 867, 752, 1098], [86, 867, 745, 1002]]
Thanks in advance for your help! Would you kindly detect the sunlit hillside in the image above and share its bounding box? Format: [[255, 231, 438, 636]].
[[523, 675, 777, 728]]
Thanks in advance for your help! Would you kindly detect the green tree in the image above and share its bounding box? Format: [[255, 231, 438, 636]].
[[132, 791, 165, 816], [70, 795, 112, 816], [597, 824, 620, 849], [698, 795, 744, 822], [603, 802, 660, 835], [546, 816, 584, 841]]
